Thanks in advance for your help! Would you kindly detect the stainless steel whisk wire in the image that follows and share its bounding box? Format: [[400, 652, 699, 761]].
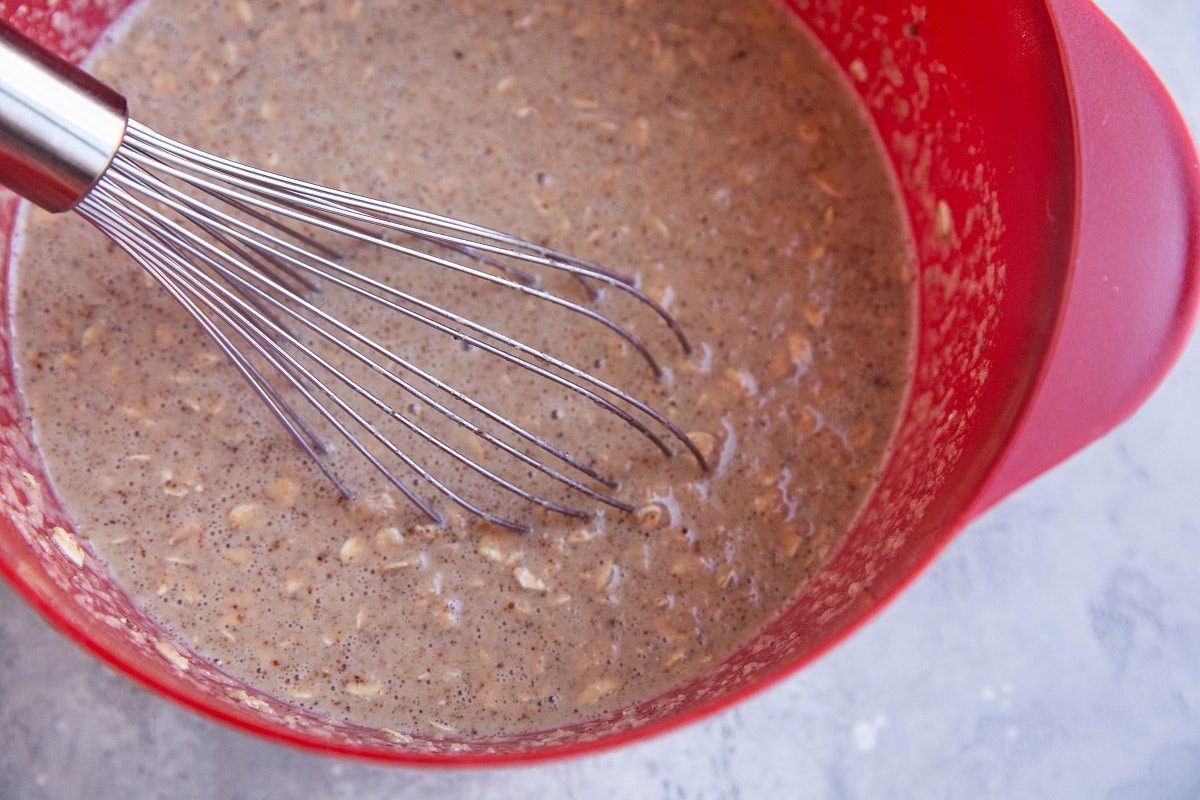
[[0, 23, 706, 532], [82, 123, 703, 527]]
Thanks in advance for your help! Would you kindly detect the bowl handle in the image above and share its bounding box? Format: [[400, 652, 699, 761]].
[[968, 0, 1200, 517]]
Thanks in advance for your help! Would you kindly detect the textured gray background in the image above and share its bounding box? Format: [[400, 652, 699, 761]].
[[2, 0, 1199, 797]]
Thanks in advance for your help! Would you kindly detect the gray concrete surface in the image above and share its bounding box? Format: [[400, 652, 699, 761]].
[[2, 0, 1198, 797]]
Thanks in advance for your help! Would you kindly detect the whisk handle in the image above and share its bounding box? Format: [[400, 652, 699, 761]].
[[0, 21, 127, 213]]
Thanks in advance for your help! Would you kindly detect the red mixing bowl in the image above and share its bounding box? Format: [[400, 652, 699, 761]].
[[0, 0, 1197, 764]]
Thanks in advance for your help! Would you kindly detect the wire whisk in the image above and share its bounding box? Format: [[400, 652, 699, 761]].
[[0, 22, 706, 532]]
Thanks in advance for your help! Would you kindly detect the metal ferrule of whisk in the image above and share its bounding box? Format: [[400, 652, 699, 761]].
[[0, 22, 706, 533], [0, 24, 128, 212]]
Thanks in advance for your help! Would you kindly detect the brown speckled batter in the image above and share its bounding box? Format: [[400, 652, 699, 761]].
[[12, 0, 913, 736]]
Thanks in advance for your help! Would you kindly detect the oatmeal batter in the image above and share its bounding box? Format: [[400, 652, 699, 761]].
[[12, 0, 913, 736]]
